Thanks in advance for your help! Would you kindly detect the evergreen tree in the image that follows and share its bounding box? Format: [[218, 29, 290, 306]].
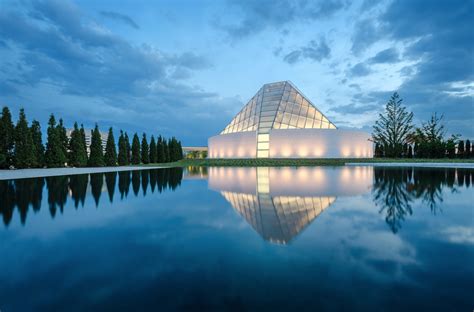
[[131, 133, 141, 164], [14, 109, 35, 168], [45, 114, 67, 167], [124, 132, 131, 164], [80, 124, 88, 159], [149, 135, 157, 163], [465, 140, 471, 158], [141, 133, 150, 164], [57, 119, 69, 164], [177, 139, 183, 160], [457, 140, 465, 158], [88, 124, 105, 167], [68, 122, 87, 167], [163, 138, 170, 162], [372, 92, 414, 157], [156, 135, 165, 163], [30, 120, 45, 167], [104, 127, 117, 166], [118, 130, 128, 166], [0, 106, 15, 168]]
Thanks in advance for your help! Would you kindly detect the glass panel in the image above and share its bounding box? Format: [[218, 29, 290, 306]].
[[261, 110, 275, 117], [307, 107, 316, 119], [313, 119, 322, 128], [282, 113, 291, 124], [257, 150, 269, 158], [275, 111, 283, 122], [297, 116, 306, 128], [300, 106, 308, 116], [321, 120, 329, 128], [258, 134, 269, 142], [273, 122, 281, 129], [261, 105, 279, 112], [259, 121, 273, 128], [289, 114, 298, 127], [329, 123, 336, 129], [260, 116, 274, 122], [315, 111, 322, 120], [304, 118, 313, 128], [257, 142, 269, 150], [280, 123, 288, 129], [292, 104, 301, 114]]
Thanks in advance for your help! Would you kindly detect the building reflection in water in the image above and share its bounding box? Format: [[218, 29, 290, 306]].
[[207, 166, 374, 244], [0, 168, 183, 227]]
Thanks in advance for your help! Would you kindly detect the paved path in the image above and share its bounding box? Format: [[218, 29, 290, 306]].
[[345, 162, 474, 169], [0, 166, 166, 180]]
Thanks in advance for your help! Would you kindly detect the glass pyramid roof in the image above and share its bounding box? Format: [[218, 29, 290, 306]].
[[221, 81, 336, 135]]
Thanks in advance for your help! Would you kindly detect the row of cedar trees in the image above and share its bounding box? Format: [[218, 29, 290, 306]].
[[372, 92, 473, 158], [0, 106, 183, 169]]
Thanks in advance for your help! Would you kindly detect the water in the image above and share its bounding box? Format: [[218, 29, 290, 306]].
[[0, 166, 473, 311]]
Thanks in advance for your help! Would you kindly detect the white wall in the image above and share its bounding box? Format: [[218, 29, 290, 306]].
[[208, 131, 257, 158], [269, 129, 373, 158], [208, 129, 373, 159]]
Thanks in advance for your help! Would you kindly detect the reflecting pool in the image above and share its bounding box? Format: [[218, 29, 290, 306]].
[[0, 166, 473, 311]]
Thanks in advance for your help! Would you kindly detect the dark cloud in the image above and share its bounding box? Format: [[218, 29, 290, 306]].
[[367, 48, 399, 64], [100, 10, 139, 29], [330, 103, 379, 114], [348, 0, 474, 136], [0, 0, 224, 145], [349, 62, 371, 76], [351, 19, 380, 55], [283, 38, 331, 64], [219, 0, 347, 39]]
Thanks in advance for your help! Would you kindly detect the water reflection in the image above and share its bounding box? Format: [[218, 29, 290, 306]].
[[0, 168, 183, 227], [373, 167, 473, 233], [207, 166, 373, 244], [203, 166, 473, 242]]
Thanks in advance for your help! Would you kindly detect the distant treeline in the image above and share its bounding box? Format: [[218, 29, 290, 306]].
[[372, 92, 473, 159], [0, 168, 183, 226], [0, 106, 184, 169]]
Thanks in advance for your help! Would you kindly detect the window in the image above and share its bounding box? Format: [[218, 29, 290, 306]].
[[258, 134, 269, 142], [297, 116, 306, 128], [289, 114, 298, 127]]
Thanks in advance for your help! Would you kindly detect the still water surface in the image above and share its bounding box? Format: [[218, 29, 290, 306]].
[[0, 166, 473, 311]]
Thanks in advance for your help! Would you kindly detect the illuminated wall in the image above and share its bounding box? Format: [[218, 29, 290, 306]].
[[208, 131, 256, 159], [208, 129, 373, 159]]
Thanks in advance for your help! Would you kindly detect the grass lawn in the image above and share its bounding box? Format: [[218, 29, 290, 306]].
[[139, 158, 474, 168]]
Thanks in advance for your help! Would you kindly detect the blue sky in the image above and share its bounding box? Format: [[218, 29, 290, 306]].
[[0, 0, 472, 145]]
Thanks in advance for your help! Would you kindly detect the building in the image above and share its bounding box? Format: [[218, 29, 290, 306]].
[[66, 128, 108, 155], [207, 166, 373, 244], [182, 146, 208, 159], [208, 81, 373, 158]]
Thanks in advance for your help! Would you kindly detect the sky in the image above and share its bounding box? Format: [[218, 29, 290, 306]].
[[0, 0, 473, 145]]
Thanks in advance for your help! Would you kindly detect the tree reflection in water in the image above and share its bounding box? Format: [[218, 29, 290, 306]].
[[0, 168, 183, 227], [373, 167, 472, 233]]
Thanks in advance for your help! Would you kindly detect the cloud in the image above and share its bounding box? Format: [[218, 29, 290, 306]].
[[349, 62, 371, 76], [218, 0, 347, 40], [283, 37, 331, 64], [99, 10, 139, 29], [367, 48, 399, 64], [346, 0, 474, 136], [0, 0, 224, 145], [351, 19, 380, 55]]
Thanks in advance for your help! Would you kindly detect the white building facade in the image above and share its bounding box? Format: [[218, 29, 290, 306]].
[[208, 81, 373, 159]]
